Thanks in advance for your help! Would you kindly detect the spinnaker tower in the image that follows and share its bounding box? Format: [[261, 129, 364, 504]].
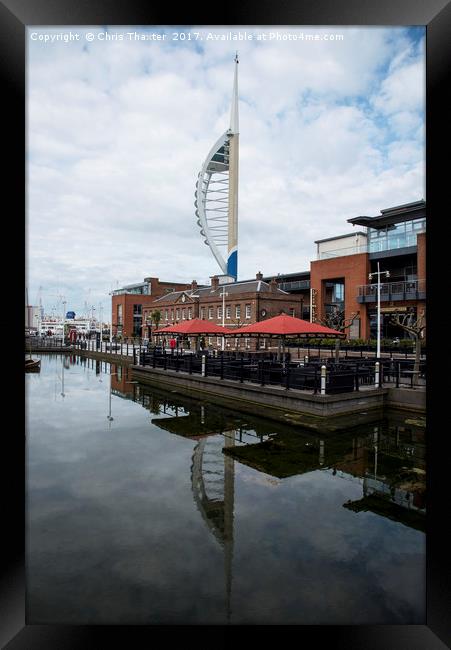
[[195, 54, 239, 281]]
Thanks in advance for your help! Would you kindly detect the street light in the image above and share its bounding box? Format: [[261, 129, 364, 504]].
[[368, 261, 390, 358], [108, 290, 113, 348], [220, 286, 229, 351], [62, 300, 66, 345]]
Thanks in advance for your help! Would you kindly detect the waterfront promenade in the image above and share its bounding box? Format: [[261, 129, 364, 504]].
[[27, 337, 425, 430]]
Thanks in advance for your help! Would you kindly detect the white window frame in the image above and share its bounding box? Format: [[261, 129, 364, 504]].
[[208, 306, 213, 319], [245, 304, 251, 319], [226, 305, 231, 319]]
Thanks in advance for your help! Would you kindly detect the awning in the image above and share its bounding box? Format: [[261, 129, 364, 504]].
[[231, 313, 344, 338]]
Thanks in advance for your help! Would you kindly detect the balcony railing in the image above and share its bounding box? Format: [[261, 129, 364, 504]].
[[357, 279, 426, 303], [368, 231, 423, 254], [278, 279, 310, 291], [318, 244, 368, 260]]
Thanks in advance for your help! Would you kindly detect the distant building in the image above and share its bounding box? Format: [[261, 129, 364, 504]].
[[111, 200, 425, 343], [146, 272, 303, 350], [25, 305, 42, 333], [112, 277, 191, 338]]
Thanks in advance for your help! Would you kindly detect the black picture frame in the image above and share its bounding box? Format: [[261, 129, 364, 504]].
[[3, 0, 450, 647]]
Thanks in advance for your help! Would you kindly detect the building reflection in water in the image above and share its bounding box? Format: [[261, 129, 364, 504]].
[[109, 365, 426, 620]]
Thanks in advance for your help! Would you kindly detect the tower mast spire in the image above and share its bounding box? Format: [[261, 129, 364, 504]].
[[226, 52, 239, 280], [229, 52, 239, 135], [195, 54, 240, 281]]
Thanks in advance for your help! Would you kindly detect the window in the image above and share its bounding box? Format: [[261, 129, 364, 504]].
[[217, 306, 223, 319], [175, 309, 180, 321], [217, 337, 221, 346], [188, 307, 192, 319], [235, 305, 241, 319], [226, 305, 231, 319], [290, 308, 295, 317], [245, 304, 251, 319], [170, 309, 174, 321], [117, 304, 123, 325], [164, 310, 168, 321], [182, 308, 186, 320], [333, 283, 344, 302], [200, 307, 206, 319], [208, 307, 213, 319]]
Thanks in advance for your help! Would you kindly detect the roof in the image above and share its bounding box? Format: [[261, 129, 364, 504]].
[[233, 313, 345, 338], [348, 200, 426, 230], [152, 279, 289, 304], [314, 232, 367, 244]]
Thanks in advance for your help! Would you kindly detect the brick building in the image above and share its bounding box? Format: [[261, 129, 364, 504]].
[[146, 272, 303, 349], [112, 276, 191, 338], [111, 199, 425, 344], [311, 200, 426, 340]]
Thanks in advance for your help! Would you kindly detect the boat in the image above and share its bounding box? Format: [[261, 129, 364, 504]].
[[25, 358, 41, 372]]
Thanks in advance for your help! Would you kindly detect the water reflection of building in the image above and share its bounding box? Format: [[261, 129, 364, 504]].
[[341, 422, 425, 530], [110, 364, 136, 400], [225, 417, 425, 532], [144, 387, 238, 622], [109, 371, 240, 622]]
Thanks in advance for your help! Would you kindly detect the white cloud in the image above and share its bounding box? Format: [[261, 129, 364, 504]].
[[27, 26, 425, 314]]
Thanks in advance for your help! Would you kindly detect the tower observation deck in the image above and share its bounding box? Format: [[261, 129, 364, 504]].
[[195, 54, 239, 281]]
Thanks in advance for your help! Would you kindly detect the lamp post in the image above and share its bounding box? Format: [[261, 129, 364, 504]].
[[99, 302, 103, 347], [220, 286, 228, 351], [62, 300, 66, 345], [109, 291, 113, 348], [368, 262, 390, 358]]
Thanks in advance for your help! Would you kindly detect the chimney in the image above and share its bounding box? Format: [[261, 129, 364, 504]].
[[211, 276, 219, 290], [256, 271, 263, 281], [269, 278, 278, 292], [191, 280, 198, 292]]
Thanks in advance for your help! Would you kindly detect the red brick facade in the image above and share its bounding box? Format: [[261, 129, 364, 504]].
[[112, 277, 190, 338], [417, 232, 426, 283], [310, 253, 370, 338], [146, 273, 303, 350]]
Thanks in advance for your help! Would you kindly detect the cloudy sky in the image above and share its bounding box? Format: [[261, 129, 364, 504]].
[[27, 26, 425, 318]]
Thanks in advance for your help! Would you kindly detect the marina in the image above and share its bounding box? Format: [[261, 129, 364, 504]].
[[26, 354, 425, 625]]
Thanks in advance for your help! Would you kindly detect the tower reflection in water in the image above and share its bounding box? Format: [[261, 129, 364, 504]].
[[110, 366, 426, 620]]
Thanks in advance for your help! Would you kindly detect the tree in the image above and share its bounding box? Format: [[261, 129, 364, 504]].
[[150, 309, 162, 342], [318, 309, 360, 361], [390, 309, 425, 386]]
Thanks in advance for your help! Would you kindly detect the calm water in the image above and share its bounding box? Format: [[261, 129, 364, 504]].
[[26, 354, 426, 625]]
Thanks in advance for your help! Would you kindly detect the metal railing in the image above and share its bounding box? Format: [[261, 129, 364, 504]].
[[357, 279, 426, 300], [136, 349, 425, 393], [26, 336, 69, 348], [278, 279, 310, 291]]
